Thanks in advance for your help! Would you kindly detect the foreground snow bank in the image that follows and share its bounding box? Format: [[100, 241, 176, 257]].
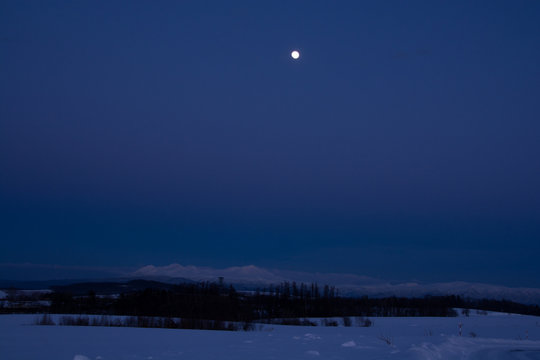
[[1, 313, 539, 359], [412, 337, 540, 360]]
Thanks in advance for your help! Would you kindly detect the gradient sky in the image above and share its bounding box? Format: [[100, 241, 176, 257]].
[[1, 1, 539, 286]]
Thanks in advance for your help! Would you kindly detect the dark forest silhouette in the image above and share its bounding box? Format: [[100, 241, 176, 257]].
[[4, 280, 540, 329]]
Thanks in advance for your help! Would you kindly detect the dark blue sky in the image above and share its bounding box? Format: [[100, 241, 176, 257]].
[[1, 1, 539, 286]]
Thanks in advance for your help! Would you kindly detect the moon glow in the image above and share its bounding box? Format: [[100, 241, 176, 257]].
[[291, 50, 300, 59]]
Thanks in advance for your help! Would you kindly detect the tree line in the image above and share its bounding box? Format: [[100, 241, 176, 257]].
[[4, 280, 539, 319]]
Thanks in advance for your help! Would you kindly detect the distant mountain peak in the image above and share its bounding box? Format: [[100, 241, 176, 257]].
[[132, 263, 283, 283]]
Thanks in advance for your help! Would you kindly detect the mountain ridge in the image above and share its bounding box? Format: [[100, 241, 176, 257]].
[[132, 263, 540, 305]]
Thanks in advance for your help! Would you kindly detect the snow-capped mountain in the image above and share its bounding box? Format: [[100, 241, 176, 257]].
[[132, 264, 540, 305]]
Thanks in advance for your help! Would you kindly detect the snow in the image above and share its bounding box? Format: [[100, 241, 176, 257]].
[[133, 263, 284, 283], [73, 356, 90, 360], [1, 313, 539, 359]]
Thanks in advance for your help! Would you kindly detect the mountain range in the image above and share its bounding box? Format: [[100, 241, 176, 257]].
[[132, 263, 540, 305]]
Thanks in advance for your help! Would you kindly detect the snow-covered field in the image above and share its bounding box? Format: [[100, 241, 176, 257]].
[[1, 312, 539, 359]]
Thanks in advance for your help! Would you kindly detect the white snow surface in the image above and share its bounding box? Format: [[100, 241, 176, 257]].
[[1, 313, 540, 359]]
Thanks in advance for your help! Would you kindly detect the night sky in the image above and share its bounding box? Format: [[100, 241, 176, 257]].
[[1, 1, 539, 286]]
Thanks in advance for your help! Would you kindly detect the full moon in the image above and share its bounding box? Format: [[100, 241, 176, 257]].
[[291, 50, 300, 59]]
